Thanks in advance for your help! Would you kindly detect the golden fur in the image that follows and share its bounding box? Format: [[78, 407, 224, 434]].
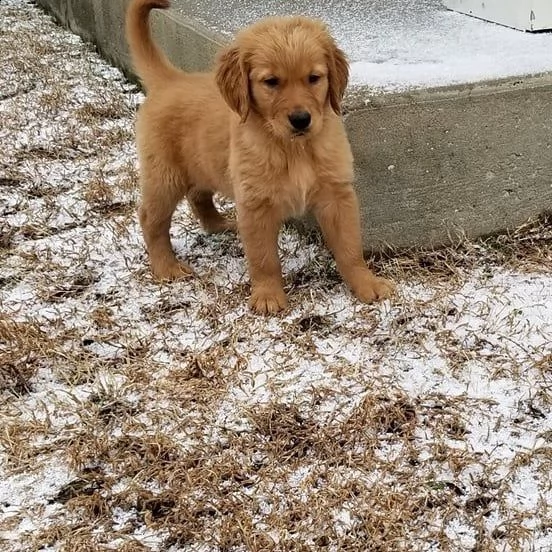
[[126, 0, 394, 313]]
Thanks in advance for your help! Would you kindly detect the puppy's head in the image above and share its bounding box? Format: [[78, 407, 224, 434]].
[[215, 17, 348, 140]]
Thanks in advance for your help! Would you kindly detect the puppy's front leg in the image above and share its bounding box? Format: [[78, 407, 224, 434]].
[[238, 204, 288, 314], [313, 184, 394, 303]]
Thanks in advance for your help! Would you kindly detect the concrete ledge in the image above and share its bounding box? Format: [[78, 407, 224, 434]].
[[34, 0, 223, 78], [35, 0, 552, 250], [346, 75, 552, 249]]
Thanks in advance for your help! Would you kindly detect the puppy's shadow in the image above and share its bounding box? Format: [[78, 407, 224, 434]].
[[187, 230, 244, 262]]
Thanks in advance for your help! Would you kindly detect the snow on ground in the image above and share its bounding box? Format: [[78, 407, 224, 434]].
[[1, 1, 552, 551], [175, 0, 552, 92]]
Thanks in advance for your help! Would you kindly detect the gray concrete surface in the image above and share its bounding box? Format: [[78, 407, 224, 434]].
[[348, 76, 552, 249], [35, 0, 552, 251]]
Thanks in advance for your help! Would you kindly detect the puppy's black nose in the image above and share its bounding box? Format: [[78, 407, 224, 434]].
[[288, 110, 311, 131]]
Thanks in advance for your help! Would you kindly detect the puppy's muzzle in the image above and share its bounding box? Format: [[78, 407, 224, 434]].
[[288, 110, 311, 132]]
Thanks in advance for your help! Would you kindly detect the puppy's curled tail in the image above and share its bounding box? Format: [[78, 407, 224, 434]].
[[125, 0, 180, 91]]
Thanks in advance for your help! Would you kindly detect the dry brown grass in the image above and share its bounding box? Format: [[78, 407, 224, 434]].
[[379, 212, 552, 284], [0, 314, 51, 395]]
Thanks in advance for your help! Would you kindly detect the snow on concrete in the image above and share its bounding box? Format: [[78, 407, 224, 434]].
[[175, 0, 552, 91]]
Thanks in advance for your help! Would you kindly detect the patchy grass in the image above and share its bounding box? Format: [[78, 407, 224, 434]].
[[1, 1, 551, 551]]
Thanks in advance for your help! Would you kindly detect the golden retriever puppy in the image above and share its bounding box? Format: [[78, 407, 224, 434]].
[[126, 0, 394, 313]]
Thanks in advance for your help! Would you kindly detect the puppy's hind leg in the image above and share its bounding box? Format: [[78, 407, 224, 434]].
[[188, 188, 236, 233], [139, 165, 193, 281]]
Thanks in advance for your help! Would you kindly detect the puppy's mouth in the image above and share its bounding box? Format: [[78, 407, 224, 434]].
[[291, 129, 308, 138]]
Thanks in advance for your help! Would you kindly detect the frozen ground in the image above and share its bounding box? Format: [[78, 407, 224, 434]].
[[174, 0, 552, 91], [1, 1, 552, 551]]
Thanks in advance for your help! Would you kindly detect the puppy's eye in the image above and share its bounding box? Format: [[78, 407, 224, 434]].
[[264, 77, 279, 87], [308, 74, 321, 84]]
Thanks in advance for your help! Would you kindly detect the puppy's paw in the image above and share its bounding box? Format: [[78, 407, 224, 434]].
[[351, 272, 395, 304], [152, 259, 195, 282], [249, 286, 288, 314]]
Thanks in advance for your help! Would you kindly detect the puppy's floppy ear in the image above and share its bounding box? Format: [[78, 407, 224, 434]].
[[215, 45, 250, 122], [327, 44, 349, 115]]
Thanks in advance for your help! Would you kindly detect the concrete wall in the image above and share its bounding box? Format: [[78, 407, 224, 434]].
[[35, 0, 552, 251], [35, 0, 223, 79], [347, 77, 552, 249]]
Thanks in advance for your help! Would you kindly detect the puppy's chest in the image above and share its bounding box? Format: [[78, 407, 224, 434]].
[[278, 156, 317, 216]]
